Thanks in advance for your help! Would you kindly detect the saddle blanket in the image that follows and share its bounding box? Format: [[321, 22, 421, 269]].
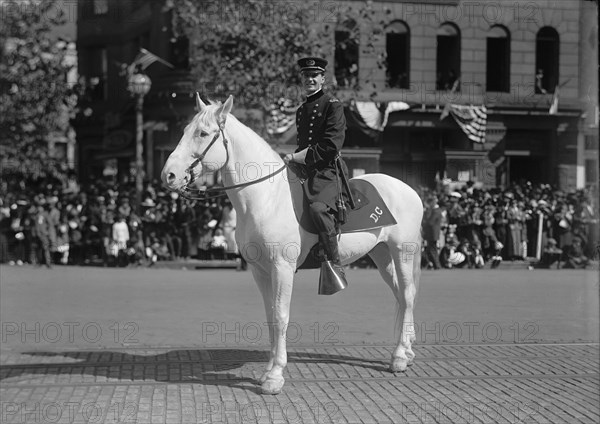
[[297, 178, 397, 234]]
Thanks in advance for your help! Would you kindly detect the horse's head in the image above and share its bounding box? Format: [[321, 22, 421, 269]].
[[161, 93, 233, 193]]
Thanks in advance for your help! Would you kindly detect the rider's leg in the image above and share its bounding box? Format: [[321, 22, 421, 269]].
[[308, 202, 340, 264]]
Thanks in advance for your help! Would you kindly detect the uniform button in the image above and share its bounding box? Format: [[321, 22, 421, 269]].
[[308, 137, 312, 140], [309, 130, 313, 133], [315, 104, 319, 106], [309, 123, 313, 126]]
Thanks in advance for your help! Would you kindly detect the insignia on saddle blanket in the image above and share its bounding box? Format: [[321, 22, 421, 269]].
[[287, 167, 397, 269]]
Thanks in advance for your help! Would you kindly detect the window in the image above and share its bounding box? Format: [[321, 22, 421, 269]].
[[170, 36, 190, 70], [136, 32, 151, 52], [85, 47, 107, 101], [436, 23, 461, 91], [93, 0, 108, 15], [335, 19, 359, 88], [535, 27, 559, 94], [385, 21, 410, 89], [486, 25, 510, 92], [585, 159, 598, 185]]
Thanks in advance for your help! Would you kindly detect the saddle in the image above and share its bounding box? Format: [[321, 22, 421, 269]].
[[287, 167, 397, 269]]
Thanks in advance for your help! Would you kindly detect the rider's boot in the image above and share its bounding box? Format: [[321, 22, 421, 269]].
[[318, 231, 348, 295]]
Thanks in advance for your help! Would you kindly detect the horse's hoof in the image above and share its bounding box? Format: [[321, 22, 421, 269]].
[[261, 376, 284, 395], [258, 371, 269, 384], [390, 357, 409, 373]]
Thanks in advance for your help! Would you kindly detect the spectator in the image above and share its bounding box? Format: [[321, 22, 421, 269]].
[[422, 196, 442, 270], [538, 238, 562, 269], [31, 200, 53, 268], [562, 236, 589, 269]]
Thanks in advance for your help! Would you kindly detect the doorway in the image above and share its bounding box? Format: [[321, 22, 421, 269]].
[[508, 156, 546, 185]]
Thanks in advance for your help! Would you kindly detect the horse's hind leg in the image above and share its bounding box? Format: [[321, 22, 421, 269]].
[[369, 240, 420, 373]]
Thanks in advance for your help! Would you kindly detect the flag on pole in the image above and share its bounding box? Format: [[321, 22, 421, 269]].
[[440, 104, 487, 143], [127, 48, 174, 75], [549, 84, 560, 115]]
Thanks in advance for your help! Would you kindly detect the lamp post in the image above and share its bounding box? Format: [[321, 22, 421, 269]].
[[127, 69, 152, 212]]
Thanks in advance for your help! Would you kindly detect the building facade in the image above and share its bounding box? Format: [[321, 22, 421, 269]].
[[331, 0, 598, 192], [74, 0, 599, 192]]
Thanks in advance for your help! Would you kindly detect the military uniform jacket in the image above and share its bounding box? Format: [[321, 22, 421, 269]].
[[295, 90, 348, 210]]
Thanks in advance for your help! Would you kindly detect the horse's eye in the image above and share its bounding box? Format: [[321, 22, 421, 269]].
[[195, 129, 209, 138]]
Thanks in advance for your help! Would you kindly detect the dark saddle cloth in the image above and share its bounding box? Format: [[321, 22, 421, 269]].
[[287, 167, 397, 269]]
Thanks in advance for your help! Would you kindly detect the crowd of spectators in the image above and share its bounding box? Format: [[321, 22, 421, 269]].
[[0, 174, 597, 270], [418, 180, 598, 270], [0, 174, 239, 268]]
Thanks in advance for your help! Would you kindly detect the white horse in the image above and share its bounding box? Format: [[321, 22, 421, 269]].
[[161, 95, 423, 395]]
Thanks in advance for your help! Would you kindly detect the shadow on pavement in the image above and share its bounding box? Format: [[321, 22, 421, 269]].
[[1, 348, 390, 391]]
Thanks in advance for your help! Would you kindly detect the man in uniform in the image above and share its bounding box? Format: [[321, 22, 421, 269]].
[[283, 57, 348, 288]]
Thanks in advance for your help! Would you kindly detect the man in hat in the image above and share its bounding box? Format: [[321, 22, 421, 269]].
[[283, 57, 348, 287]]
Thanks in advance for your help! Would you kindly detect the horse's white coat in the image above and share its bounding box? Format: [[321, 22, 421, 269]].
[[162, 96, 423, 394]]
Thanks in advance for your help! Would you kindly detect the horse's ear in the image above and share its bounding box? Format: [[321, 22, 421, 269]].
[[195, 92, 207, 112], [216, 95, 233, 125]]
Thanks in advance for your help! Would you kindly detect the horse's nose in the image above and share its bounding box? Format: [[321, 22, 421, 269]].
[[166, 172, 177, 185]]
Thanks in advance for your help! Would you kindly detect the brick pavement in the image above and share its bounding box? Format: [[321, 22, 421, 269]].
[[1, 343, 598, 424]]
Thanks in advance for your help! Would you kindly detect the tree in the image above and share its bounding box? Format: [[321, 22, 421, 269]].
[[169, 0, 383, 139], [0, 0, 79, 181]]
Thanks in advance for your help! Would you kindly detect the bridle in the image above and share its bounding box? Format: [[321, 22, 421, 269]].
[[180, 121, 287, 200], [184, 123, 229, 187]]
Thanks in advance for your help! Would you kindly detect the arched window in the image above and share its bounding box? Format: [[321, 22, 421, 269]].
[[385, 21, 410, 89], [335, 19, 359, 88], [487, 25, 510, 92], [170, 36, 190, 70], [535, 27, 559, 93], [436, 23, 461, 91]]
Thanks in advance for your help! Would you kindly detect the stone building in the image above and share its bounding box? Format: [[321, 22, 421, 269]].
[[330, 0, 598, 191], [74, 0, 598, 192]]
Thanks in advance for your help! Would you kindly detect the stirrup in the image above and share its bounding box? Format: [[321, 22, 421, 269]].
[[318, 260, 348, 295]]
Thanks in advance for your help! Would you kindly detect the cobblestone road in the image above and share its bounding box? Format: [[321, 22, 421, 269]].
[[1, 342, 598, 423]]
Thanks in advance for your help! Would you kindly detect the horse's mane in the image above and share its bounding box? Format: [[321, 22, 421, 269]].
[[192, 100, 282, 161]]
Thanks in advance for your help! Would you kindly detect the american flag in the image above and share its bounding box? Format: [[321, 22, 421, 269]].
[[441, 104, 487, 144], [127, 48, 174, 74]]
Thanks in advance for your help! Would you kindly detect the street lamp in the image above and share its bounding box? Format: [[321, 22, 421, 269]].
[[127, 68, 152, 212]]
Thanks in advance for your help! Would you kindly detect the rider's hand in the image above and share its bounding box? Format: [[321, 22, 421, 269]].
[[283, 153, 294, 164]]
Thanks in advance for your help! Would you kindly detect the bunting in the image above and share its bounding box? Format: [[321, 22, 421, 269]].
[[354, 101, 410, 131], [441, 104, 487, 144], [266, 98, 297, 135]]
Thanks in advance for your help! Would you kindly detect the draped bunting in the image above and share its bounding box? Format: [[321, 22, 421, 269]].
[[354, 101, 411, 131], [440, 104, 487, 144], [266, 98, 297, 135], [265, 98, 411, 143]]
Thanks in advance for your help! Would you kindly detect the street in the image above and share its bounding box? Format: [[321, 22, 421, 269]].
[[1, 265, 598, 423]]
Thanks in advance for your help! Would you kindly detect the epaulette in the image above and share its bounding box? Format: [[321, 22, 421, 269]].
[[329, 98, 339, 103]]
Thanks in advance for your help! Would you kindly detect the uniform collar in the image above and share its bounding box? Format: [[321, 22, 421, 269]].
[[306, 89, 324, 102]]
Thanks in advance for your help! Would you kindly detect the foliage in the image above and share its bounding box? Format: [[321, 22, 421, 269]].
[[0, 0, 79, 179], [169, 0, 384, 137]]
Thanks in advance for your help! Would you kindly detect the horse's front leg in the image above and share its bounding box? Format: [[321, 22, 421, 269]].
[[250, 265, 276, 384], [261, 261, 295, 395]]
